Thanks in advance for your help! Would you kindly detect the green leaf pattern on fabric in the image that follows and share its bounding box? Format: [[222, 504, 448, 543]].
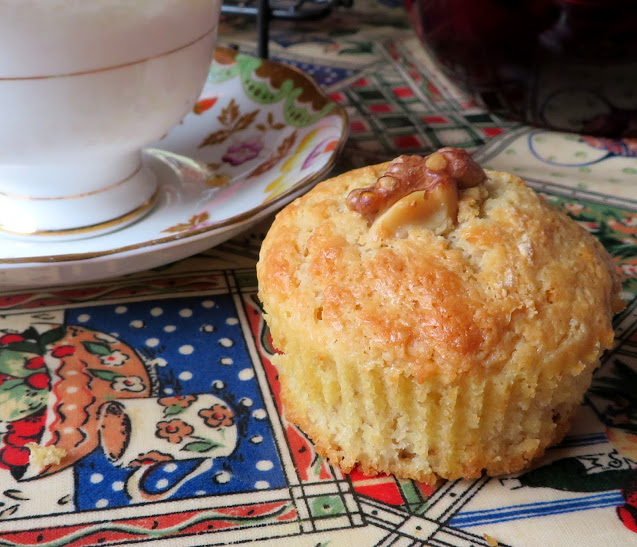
[[39, 326, 66, 348], [164, 405, 186, 417], [181, 438, 223, 453], [87, 368, 123, 382], [2, 341, 39, 355], [0, 349, 36, 378], [82, 341, 112, 356], [0, 381, 47, 422]]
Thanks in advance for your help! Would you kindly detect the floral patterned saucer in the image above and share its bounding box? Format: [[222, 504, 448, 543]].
[[0, 47, 347, 287]]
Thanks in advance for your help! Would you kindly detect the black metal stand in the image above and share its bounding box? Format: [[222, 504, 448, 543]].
[[221, 0, 353, 59], [256, 0, 270, 59]]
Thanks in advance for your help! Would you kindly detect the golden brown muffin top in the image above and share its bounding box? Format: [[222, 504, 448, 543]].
[[257, 152, 625, 383]]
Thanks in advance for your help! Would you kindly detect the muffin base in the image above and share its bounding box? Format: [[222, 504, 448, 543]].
[[276, 351, 596, 484]]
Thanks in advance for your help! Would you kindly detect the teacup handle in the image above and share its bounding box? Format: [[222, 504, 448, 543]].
[[125, 458, 213, 503]]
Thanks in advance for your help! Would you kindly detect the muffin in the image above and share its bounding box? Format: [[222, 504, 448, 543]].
[[257, 148, 625, 484]]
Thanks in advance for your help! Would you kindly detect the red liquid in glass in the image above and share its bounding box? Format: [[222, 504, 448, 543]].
[[404, 0, 637, 136]]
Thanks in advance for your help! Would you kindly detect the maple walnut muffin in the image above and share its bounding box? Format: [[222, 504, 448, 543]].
[[256, 148, 625, 484]]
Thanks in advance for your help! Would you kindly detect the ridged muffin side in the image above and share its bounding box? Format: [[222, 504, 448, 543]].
[[257, 162, 625, 484]]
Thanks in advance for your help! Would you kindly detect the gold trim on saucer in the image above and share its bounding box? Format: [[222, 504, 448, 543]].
[[0, 164, 143, 201], [0, 188, 159, 237], [0, 25, 217, 81]]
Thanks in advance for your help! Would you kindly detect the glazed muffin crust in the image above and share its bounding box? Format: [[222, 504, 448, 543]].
[[257, 158, 624, 483]]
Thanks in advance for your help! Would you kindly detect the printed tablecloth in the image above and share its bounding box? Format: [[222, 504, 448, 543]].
[[0, 2, 636, 545]]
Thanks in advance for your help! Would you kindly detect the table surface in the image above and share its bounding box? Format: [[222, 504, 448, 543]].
[[1, 2, 637, 546]]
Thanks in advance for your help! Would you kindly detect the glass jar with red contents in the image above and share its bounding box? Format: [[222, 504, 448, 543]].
[[404, 0, 637, 136]]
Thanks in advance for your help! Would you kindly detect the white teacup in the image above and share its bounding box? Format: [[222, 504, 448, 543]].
[[0, 0, 221, 237]]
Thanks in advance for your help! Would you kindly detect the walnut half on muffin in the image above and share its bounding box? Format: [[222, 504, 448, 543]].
[[256, 149, 625, 484]]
